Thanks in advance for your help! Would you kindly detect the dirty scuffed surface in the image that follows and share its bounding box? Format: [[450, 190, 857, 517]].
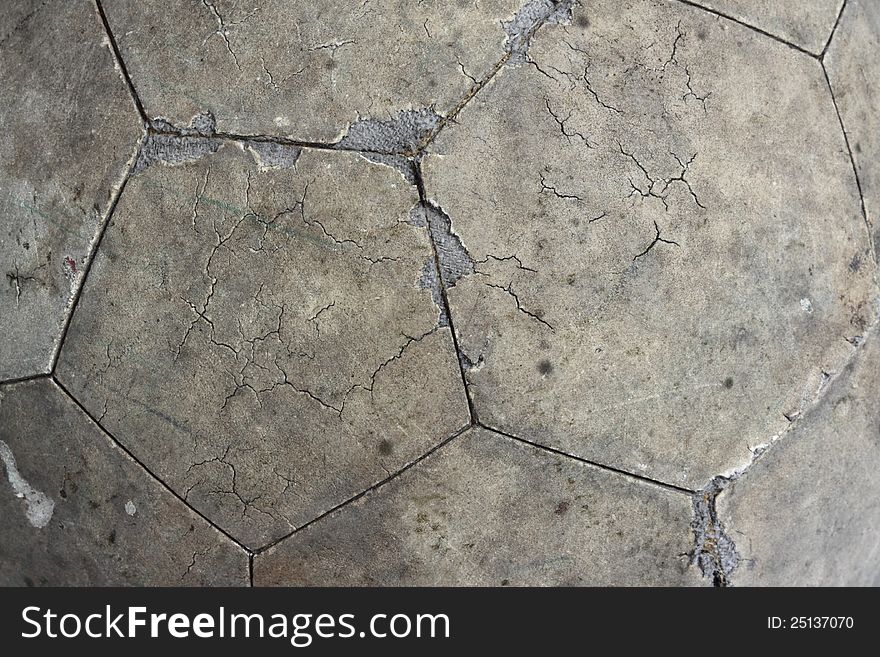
[[255, 427, 703, 586], [2, 0, 879, 587], [685, 0, 844, 54], [0, 379, 247, 586], [826, 0, 880, 253], [100, 0, 531, 143], [717, 333, 880, 586]]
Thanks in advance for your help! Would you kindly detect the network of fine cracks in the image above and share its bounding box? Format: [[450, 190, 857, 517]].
[[1, 0, 873, 587]]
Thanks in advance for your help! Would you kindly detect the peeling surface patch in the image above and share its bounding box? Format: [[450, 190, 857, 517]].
[[242, 140, 302, 170], [0, 440, 55, 528], [410, 203, 475, 288], [135, 114, 221, 173], [337, 108, 442, 155], [504, 0, 576, 63]]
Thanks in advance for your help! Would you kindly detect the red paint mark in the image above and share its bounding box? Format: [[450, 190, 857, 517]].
[[64, 256, 78, 273]]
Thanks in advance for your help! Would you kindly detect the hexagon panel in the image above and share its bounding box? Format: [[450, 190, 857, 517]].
[[422, 0, 874, 489], [255, 427, 702, 586]]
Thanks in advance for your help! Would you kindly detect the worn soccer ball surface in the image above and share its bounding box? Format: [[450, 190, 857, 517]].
[[2, 0, 879, 586]]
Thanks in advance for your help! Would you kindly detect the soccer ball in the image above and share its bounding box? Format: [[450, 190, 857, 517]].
[[1, 0, 878, 587]]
